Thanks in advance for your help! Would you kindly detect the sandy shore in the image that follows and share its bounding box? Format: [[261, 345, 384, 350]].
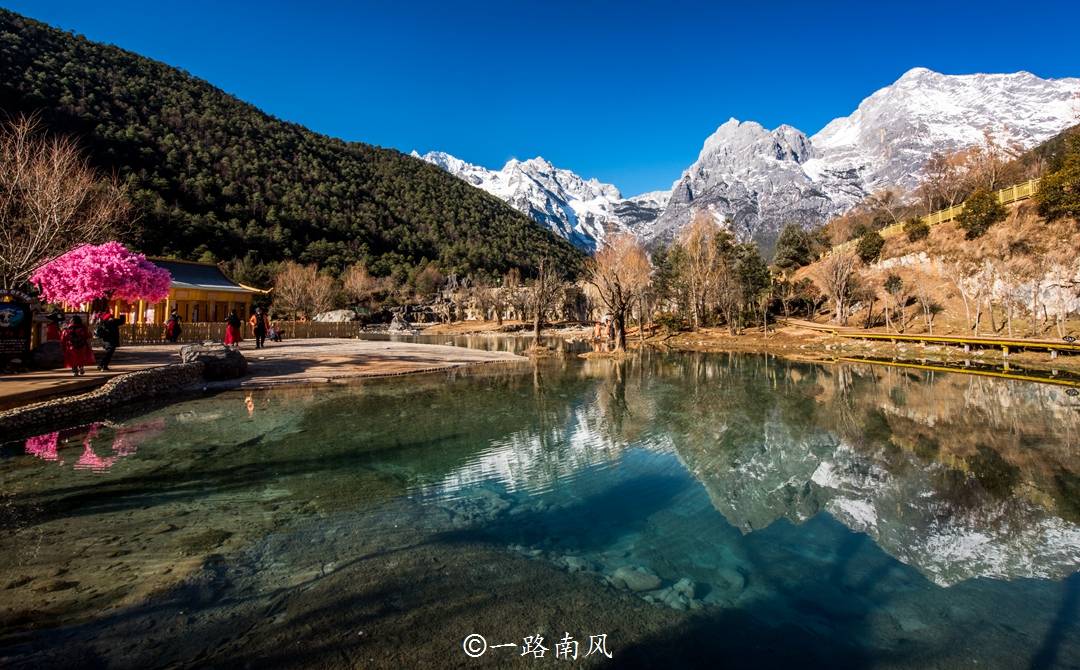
[[0, 339, 527, 410], [200, 339, 527, 390]]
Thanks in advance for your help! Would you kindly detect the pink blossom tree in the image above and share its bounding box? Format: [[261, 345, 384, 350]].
[[30, 242, 172, 307]]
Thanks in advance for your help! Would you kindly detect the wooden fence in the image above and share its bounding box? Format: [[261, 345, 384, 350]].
[[830, 178, 1041, 255], [118, 320, 364, 345]]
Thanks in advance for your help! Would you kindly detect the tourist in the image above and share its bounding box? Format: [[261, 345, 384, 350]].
[[249, 306, 268, 349], [94, 312, 124, 371], [224, 309, 242, 347], [60, 315, 95, 377], [45, 308, 63, 342], [268, 321, 284, 342], [164, 309, 182, 343]]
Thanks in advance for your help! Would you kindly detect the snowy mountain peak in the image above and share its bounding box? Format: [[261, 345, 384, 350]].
[[413, 150, 659, 252]]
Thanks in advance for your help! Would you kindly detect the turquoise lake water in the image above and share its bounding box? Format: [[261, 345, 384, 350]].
[[1, 347, 1078, 668]]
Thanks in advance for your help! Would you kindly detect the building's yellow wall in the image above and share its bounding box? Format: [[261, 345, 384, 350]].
[[109, 288, 254, 325]]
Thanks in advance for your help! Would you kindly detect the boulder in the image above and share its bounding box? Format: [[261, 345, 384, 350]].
[[672, 577, 696, 600], [312, 309, 357, 323], [29, 341, 64, 369], [388, 313, 413, 332], [611, 566, 662, 592], [180, 342, 248, 380]]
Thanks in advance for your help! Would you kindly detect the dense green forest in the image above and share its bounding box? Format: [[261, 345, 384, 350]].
[[0, 9, 584, 285]]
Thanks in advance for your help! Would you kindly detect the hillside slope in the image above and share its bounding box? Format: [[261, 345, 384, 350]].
[[0, 9, 584, 280]]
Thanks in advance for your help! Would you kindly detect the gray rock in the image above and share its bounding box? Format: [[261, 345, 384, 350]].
[[673, 577, 696, 600], [312, 309, 357, 323], [388, 313, 413, 332], [611, 566, 662, 592], [561, 556, 590, 573], [180, 343, 248, 380]]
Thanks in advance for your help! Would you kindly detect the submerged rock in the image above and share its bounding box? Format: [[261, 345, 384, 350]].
[[716, 567, 746, 593], [560, 555, 591, 573], [673, 577, 696, 600], [611, 566, 661, 592]]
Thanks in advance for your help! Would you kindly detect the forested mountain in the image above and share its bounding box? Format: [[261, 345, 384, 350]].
[[0, 9, 583, 282]]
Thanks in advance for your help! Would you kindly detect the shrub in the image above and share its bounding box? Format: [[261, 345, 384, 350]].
[[956, 189, 1006, 240], [903, 217, 930, 242], [856, 230, 885, 264]]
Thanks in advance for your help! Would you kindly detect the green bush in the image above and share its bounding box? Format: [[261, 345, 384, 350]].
[[956, 189, 1007, 240], [856, 230, 885, 264], [903, 217, 930, 242]]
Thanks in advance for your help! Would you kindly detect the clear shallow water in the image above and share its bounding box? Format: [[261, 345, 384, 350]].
[[2, 349, 1079, 668]]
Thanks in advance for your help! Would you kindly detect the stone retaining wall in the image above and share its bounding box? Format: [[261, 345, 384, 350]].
[[0, 361, 205, 437]]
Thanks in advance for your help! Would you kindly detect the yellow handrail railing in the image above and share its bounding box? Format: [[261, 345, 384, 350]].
[[828, 178, 1041, 255]]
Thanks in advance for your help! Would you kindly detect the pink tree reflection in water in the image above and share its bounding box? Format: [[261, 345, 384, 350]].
[[24, 432, 61, 462], [23, 418, 165, 473]]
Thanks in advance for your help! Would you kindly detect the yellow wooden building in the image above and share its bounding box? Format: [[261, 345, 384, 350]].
[[108, 259, 266, 325]]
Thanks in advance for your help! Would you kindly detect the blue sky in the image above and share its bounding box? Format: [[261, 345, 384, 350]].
[[5, 0, 1080, 195]]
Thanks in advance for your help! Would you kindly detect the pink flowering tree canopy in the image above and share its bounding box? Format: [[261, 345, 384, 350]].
[[30, 242, 172, 305]]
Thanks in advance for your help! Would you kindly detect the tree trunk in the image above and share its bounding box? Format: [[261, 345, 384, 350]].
[[533, 309, 542, 341], [614, 311, 627, 352], [1030, 285, 1039, 337]]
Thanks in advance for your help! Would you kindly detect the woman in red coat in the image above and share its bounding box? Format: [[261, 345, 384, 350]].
[[223, 310, 242, 347], [60, 315, 96, 376]]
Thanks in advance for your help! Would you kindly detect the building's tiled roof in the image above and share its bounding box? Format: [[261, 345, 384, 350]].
[[151, 259, 254, 294]]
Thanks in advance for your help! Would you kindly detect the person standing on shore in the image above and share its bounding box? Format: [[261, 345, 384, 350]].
[[224, 309, 242, 348], [164, 309, 182, 343], [45, 308, 63, 342], [249, 307, 268, 349], [60, 315, 95, 376], [95, 312, 123, 371]]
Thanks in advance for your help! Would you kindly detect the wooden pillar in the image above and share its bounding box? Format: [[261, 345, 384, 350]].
[[137, 299, 145, 325]]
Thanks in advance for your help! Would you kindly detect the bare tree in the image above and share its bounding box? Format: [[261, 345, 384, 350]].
[[813, 252, 860, 325], [678, 212, 725, 329], [342, 264, 380, 309], [918, 151, 967, 212], [528, 256, 562, 341], [273, 261, 336, 319], [913, 282, 942, 334], [308, 272, 338, 316], [0, 115, 131, 289], [966, 130, 1022, 192], [586, 234, 651, 351]]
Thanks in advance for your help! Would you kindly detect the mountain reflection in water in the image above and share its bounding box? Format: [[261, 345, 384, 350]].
[[2, 350, 1078, 668]]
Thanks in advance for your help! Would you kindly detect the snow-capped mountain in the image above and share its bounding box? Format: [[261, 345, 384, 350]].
[[647, 68, 1080, 250], [411, 150, 647, 252], [419, 68, 1080, 253], [811, 68, 1080, 190], [646, 119, 866, 249]]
